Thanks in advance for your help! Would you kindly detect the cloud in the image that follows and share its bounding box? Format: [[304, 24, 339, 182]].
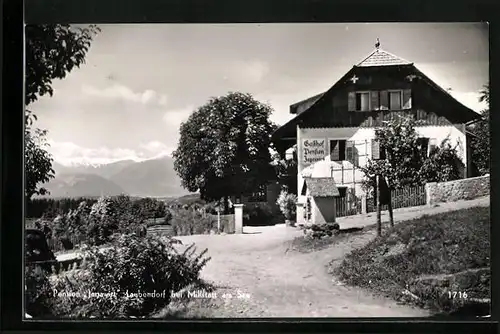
[[162, 105, 194, 128], [81, 84, 169, 106], [230, 59, 270, 84], [139, 141, 175, 157], [47, 139, 173, 166]]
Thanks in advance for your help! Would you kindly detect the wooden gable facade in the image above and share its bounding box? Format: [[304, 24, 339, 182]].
[[272, 57, 481, 154]]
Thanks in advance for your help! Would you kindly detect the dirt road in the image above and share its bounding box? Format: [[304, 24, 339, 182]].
[[175, 197, 489, 317]]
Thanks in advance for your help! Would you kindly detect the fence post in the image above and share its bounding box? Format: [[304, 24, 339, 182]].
[[234, 204, 244, 234], [217, 209, 221, 233], [425, 183, 432, 207], [296, 202, 305, 226]]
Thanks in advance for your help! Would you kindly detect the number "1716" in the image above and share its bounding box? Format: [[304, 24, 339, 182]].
[[448, 291, 468, 299]]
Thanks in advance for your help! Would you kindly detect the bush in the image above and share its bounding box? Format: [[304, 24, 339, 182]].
[[276, 190, 297, 222], [51, 234, 211, 318], [25, 265, 54, 317], [243, 203, 281, 226], [169, 208, 217, 236], [420, 138, 463, 183]]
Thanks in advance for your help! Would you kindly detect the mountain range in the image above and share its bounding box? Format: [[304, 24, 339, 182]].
[[39, 156, 194, 198]]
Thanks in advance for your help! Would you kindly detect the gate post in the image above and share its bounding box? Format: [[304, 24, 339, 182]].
[[234, 204, 244, 234], [361, 195, 367, 214]]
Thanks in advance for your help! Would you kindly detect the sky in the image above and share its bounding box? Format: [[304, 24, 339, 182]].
[[30, 22, 489, 166]]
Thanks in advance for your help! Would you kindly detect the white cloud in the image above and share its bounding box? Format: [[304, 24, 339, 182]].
[[81, 84, 169, 106], [47, 139, 173, 166], [139, 141, 175, 157], [230, 59, 270, 84], [162, 105, 194, 128]]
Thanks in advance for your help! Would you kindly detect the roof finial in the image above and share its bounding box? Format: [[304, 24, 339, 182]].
[[375, 38, 380, 50]]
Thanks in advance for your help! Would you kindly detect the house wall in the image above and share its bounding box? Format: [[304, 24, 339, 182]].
[[313, 197, 336, 223], [296, 124, 468, 202]]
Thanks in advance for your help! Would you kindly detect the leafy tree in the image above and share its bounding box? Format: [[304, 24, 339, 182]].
[[420, 138, 463, 182], [468, 84, 490, 175], [173, 92, 278, 213], [479, 83, 490, 105], [25, 127, 55, 199], [273, 146, 298, 194], [25, 24, 100, 200], [360, 117, 426, 190], [360, 117, 463, 191]]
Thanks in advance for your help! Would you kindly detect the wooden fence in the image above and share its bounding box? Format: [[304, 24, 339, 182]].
[[332, 184, 427, 218], [367, 184, 427, 213], [334, 196, 363, 218]]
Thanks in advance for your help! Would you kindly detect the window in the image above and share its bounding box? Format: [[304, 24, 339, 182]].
[[348, 91, 371, 111], [389, 90, 402, 110], [356, 92, 370, 111], [350, 90, 411, 111], [428, 138, 438, 156], [371, 139, 386, 160], [417, 137, 430, 157], [330, 140, 346, 161]]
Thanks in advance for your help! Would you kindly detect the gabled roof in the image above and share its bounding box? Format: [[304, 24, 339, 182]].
[[290, 92, 325, 114], [302, 177, 340, 197], [356, 48, 413, 67]]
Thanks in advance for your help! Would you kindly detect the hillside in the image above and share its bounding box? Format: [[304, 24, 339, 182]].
[[334, 206, 490, 316], [43, 156, 193, 199], [39, 173, 126, 198]]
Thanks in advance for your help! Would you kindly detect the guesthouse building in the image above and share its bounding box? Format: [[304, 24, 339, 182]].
[[272, 42, 482, 224]]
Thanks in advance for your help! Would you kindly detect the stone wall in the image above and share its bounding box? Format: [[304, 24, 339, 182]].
[[426, 175, 490, 205]]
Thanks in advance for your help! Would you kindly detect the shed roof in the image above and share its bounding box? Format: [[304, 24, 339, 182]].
[[302, 177, 340, 197]]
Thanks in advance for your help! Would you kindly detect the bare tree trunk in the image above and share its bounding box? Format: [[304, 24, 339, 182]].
[[376, 175, 382, 237]]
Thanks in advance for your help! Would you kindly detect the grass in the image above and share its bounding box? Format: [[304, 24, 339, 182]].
[[290, 227, 366, 253], [333, 206, 490, 315]]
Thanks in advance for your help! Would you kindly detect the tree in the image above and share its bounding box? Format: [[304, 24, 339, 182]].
[[479, 83, 490, 105], [173, 92, 277, 213], [360, 116, 463, 191], [360, 117, 427, 191], [468, 83, 490, 175], [25, 24, 100, 200], [25, 127, 55, 199], [273, 147, 298, 194]]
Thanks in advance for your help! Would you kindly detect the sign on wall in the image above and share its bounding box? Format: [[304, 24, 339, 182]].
[[302, 139, 326, 166]]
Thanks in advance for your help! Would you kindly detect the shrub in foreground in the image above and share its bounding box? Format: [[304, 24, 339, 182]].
[[50, 234, 211, 318]]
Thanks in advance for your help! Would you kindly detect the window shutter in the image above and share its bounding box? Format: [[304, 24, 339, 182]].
[[346, 141, 354, 162], [348, 92, 356, 111], [339, 140, 346, 161], [371, 139, 381, 160], [403, 89, 412, 109], [330, 140, 340, 161], [370, 91, 379, 111], [379, 90, 389, 110]]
